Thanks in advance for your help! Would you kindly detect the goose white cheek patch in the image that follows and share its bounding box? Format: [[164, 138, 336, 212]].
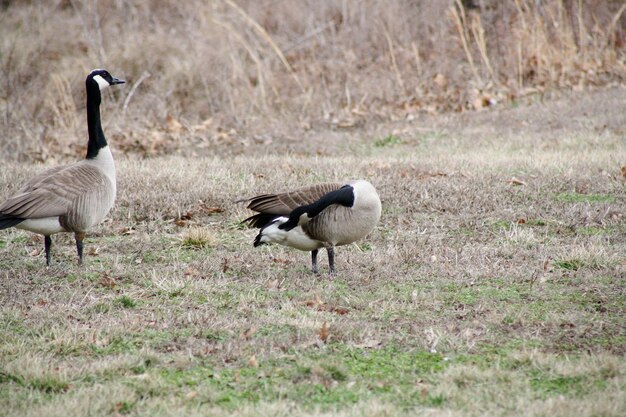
[[298, 213, 312, 226], [92, 74, 110, 90]]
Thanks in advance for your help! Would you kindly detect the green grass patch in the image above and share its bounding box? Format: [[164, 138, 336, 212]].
[[0, 372, 69, 393], [555, 259, 584, 271], [374, 134, 402, 148], [9, 235, 30, 244], [442, 284, 526, 308], [576, 226, 614, 236], [112, 401, 136, 415], [88, 302, 111, 314], [523, 219, 547, 226], [530, 373, 585, 397], [154, 344, 448, 410], [114, 295, 136, 309], [204, 329, 229, 342], [449, 226, 476, 237], [491, 220, 512, 229], [555, 192, 615, 203], [90, 335, 138, 356]]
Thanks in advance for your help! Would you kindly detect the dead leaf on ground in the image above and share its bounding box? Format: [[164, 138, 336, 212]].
[[184, 267, 201, 277], [335, 118, 357, 128], [471, 91, 496, 110], [191, 118, 213, 132], [241, 327, 256, 341], [99, 275, 117, 289], [621, 166, 626, 178], [265, 278, 280, 289], [508, 177, 527, 186], [433, 73, 447, 88], [318, 321, 330, 343], [180, 211, 193, 220], [248, 355, 259, 368], [325, 306, 350, 315], [419, 171, 449, 179], [198, 202, 224, 214], [271, 257, 291, 265], [185, 391, 198, 400], [305, 293, 324, 308], [165, 115, 185, 133]]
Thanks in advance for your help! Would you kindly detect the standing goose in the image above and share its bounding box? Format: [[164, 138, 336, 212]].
[[0, 69, 125, 265], [242, 180, 382, 274]]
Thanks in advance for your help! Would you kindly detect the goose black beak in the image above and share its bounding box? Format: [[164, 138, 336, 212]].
[[111, 76, 125, 85]]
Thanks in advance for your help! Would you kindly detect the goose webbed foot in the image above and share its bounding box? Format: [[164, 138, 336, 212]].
[[311, 249, 319, 274], [44, 235, 52, 266], [75, 232, 85, 265]]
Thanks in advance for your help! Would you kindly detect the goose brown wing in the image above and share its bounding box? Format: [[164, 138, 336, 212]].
[[246, 182, 343, 214], [0, 163, 108, 219]]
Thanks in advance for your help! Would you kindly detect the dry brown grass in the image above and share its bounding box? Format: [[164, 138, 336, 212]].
[[1, 0, 625, 161], [0, 87, 625, 416]]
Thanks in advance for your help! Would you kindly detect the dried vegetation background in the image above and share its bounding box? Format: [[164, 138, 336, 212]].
[[1, 0, 625, 160]]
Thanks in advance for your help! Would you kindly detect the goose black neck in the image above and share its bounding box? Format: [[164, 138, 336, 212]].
[[279, 185, 355, 231], [86, 80, 107, 159]]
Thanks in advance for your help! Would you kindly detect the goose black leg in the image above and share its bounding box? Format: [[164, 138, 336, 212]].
[[75, 232, 85, 265], [327, 246, 336, 275], [44, 235, 52, 266], [311, 249, 319, 274]]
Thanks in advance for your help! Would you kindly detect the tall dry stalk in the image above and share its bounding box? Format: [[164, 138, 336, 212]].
[[225, 0, 304, 92], [383, 23, 406, 95], [470, 14, 497, 84], [450, 0, 480, 82]]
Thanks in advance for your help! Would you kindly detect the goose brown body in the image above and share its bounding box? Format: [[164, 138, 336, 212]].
[[1, 156, 116, 235], [243, 180, 381, 274]]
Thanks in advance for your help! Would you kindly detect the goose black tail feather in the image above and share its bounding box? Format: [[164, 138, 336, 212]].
[[0, 214, 24, 230], [242, 213, 282, 229]]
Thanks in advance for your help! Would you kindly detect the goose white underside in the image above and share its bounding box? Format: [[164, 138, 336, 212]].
[[16, 217, 65, 236], [259, 217, 323, 251]]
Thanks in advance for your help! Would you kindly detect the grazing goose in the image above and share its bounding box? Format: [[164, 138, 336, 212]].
[[0, 69, 125, 266], [242, 180, 382, 274]]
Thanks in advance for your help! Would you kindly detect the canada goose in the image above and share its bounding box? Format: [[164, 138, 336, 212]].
[[242, 180, 382, 274], [0, 69, 125, 266]]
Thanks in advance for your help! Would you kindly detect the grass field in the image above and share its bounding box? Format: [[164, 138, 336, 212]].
[[1, 86, 625, 416], [1, 1, 625, 415]]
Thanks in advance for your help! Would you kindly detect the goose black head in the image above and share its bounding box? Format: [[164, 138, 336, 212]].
[[87, 69, 125, 91]]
